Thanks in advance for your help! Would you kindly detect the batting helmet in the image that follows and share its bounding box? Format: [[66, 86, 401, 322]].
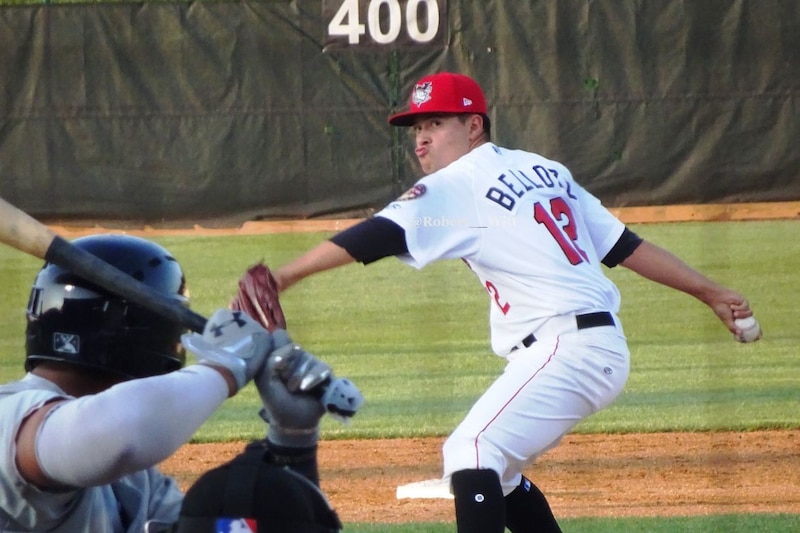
[[24, 234, 188, 380]]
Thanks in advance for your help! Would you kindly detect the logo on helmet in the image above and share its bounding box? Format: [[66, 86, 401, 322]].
[[53, 332, 80, 354], [215, 518, 257, 532], [411, 81, 433, 108]]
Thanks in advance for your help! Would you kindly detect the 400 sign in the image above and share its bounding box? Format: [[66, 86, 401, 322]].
[[323, 0, 447, 51]]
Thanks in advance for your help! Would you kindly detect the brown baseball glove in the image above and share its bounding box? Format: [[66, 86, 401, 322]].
[[230, 261, 287, 332]]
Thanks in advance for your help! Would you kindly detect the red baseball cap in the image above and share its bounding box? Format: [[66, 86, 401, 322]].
[[388, 72, 488, 127]]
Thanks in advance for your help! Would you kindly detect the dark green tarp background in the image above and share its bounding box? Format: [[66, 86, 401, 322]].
[[0, 1, 798, 224]]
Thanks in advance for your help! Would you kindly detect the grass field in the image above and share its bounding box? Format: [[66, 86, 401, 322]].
[[1, 219, 798, 531], [346, 514, 800, 532]]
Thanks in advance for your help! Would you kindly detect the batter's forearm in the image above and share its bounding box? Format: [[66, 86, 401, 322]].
[[275, 240, 356, 291], [34, 365, 229, 487]]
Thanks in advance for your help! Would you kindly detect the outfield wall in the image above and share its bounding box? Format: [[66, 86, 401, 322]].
[[1, 1, 798, 224]]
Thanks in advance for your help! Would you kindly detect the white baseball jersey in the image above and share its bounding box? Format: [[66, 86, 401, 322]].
[[377, 142, 626, 355], [0, 373, 182, 532]]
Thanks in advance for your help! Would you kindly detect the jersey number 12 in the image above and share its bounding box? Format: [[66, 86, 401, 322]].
[[533, 198, 589, 265]]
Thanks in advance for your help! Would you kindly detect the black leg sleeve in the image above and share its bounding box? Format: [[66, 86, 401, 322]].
[[504, 475, 562, 533], [451, 469, 506, 533]]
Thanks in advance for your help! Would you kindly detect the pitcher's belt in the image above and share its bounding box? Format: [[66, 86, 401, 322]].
[[512, 311, 615, 351]]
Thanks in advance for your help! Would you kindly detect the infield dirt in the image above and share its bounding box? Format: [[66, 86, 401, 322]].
[[161, 430, 800, 523]]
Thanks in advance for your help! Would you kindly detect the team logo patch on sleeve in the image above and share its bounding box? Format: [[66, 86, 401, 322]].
[[397, 184, 427, 201]]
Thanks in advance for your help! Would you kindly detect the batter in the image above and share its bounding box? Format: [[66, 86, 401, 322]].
[[0, 234, 350, 532], [271, 72, 757, 532]]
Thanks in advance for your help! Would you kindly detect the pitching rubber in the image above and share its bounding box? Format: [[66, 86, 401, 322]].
[[396, 477, 454, 500]]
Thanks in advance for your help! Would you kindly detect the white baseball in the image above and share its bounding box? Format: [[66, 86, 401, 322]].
[[734, 316, 761, 343]]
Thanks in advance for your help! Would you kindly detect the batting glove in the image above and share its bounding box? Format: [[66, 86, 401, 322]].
[[256, 330, 364, 447], [181, 309, 273, 394]]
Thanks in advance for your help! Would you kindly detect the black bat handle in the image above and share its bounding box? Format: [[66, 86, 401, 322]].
[[46, 236, 208, 333]]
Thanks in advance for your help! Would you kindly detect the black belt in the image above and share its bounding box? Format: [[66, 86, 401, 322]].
[[517, 311, 615, 349]]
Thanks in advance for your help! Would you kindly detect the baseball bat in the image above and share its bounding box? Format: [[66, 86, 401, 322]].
[[0, 196, 360, 413], [0, 196, 207, 332]]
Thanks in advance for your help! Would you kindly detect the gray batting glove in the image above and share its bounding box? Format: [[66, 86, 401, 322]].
[[181, 309, 272, 394], [256, 329, 325, 448], [320, 376, 364, 422], [268, 329, 333, 393], [256, 329, 365, 447]]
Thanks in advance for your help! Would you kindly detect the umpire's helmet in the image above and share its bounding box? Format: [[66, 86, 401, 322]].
[[25, 234, 188, 380], [176, 442, 342, 533]]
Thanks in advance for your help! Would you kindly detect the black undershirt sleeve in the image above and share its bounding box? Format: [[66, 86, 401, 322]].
[[329, 217, 409, 265], [602, 227, 644, 268]]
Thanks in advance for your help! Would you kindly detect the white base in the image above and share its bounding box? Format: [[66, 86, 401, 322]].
[[396, 477, 454, 500]]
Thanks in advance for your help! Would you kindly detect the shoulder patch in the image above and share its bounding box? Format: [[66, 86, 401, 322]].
[[397, 184, 427, 201]]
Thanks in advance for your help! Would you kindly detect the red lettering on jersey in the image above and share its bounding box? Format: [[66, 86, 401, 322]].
[[485, 281, 511, 315], [533, 198, 589, 265]]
